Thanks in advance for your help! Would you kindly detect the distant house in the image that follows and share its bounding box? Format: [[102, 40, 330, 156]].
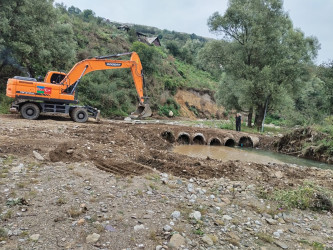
[[146, 37, 161, 46], [136, 31, 147, 38], [136, 32, 161, 46], [117, 25, 130, 32]]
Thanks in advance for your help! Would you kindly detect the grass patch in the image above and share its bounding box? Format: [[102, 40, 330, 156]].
[[193, 228, 204, 235], [67, 207, 82, 218], [144, 173, 160, 182], [3, 155, 15, 165], [1, 210, 13, 221], [0, 228, 8, 240], [256, 232, 274, 243], [271, 182, 333, 211], [148, 229, 159, 242], [56, 197, 67, 206]]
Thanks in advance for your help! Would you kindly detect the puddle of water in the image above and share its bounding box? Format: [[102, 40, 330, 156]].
[[173, 145, 333, 170]]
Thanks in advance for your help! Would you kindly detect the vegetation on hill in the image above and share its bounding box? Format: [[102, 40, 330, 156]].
[[0, 0, 217, 118], [0, 0, 332, 135]]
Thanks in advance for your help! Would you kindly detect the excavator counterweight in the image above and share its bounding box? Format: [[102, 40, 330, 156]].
[[6, 52, 152, 122]]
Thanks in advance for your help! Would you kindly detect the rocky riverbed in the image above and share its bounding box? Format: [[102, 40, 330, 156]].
[[0, 114, 332, 249]]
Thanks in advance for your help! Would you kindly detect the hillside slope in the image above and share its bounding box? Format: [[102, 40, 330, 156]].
[[0, 2, 221, 119]]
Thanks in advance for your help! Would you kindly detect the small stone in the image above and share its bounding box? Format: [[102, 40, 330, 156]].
[[282, 213, 294, 223], [163, 225, 172, 232], [86, 233, 100, 244], [143, 214, 152, 219], [168, 110, 174, 117], [266, 218, 278, 225], [66, 149, 74, 154], [187, 183, 194, 193], [33, 151, 44, 161], [202, 235, 214, 246], [274, 171, 283, 179], [169, 234, 185, 248], [124, 117, 131, 121], [221, 197, 231, 205], [262, 213, 272, 219], [226, 232, 240, 241], [273, 231, 280, 238], [77, 218, 85, 225], [105, 225, 116, 232], [222, 215, 232, 220], [278, 218, 285, 224], [11, 164, 24, 173], [190, 211, 202, 221], [156, 245, 163, 250], [100, 207, 108, 213], [134, 225, 145, 231], [30, 234, 40, 241], [171, 211, 181, 220], [274, 240, 288, 249]]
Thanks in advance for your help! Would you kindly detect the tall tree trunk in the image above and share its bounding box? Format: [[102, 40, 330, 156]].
[[255, 105, 265, 131], [247, 107, 253, 127]]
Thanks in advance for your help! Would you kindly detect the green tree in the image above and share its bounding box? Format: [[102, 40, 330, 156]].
[[131, 41, 161, 75], [166, 41, 181, 58], [317, 61, 333, 115], [208, 0, 319, 130], [0, 0, 76, 78]]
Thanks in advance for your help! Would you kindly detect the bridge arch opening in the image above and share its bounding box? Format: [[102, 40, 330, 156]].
[[239, 136, 253, 147], [177, 132, 191, 145], [193, 133, 206, 145], [209, 138, 222, 146], [225, 138, 236, 147]]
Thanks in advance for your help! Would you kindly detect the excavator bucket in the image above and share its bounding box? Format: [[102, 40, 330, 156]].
[[130, 104, 152, 118]]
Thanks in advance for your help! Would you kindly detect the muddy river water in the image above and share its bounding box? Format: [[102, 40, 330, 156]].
[[173, 145, 333, 170]]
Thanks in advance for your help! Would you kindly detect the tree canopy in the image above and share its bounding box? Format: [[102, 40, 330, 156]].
[[207, 0, 320, 129]]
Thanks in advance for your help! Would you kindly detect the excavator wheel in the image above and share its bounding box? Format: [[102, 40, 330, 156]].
[[20, 103, 40, 120], [71, 107, 88, 123]]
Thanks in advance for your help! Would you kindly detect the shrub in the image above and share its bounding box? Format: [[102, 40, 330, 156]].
[[158, 98, 180, 116], [271, 182, 333, 211]]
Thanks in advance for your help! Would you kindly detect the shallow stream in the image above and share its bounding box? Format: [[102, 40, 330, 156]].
[[173, 145, 333, 170]]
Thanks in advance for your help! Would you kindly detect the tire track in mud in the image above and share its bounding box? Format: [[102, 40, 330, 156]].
[[93, 159, 152, 176]]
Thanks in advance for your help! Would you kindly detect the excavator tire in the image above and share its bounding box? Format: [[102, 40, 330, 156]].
[[72, 107, 88, 123], [20, 103, 40, 120]]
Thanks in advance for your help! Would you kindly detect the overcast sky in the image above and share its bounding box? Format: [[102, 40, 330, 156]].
[[55, 0, 333, 64]]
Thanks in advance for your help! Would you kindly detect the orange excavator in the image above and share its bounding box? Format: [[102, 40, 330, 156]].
[[6, 52, 152, 122]]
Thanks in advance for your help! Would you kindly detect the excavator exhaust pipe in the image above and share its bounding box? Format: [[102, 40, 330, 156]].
[[130, 104, 152, 118]]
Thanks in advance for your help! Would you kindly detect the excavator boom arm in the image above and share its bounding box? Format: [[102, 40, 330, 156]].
[[61, 52, 145, 103]]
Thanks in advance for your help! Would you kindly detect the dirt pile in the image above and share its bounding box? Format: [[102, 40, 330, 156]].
[[276, 127, 332, 163], [174, 89, 225, 119]]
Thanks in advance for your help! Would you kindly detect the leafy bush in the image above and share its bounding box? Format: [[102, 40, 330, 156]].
[[0, 95, 12, 114], [131, 42, 162, 75], [158, 98, 180, 116], [265, 113, 285, 126], [271, 182, 333, 211], [219, 117, 235, 130]]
